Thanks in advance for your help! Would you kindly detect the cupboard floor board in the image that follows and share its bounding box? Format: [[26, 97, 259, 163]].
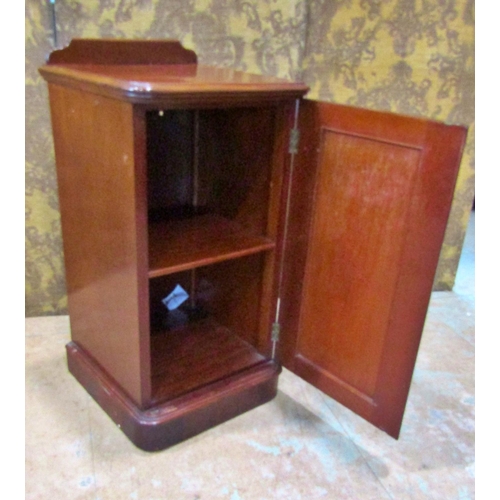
[[150, 318, 266, 406]]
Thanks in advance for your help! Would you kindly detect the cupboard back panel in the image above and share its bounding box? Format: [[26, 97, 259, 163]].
[[198, 107, 276, 234], [146, 107, 276, 237], [148, 254, 266, 350], [147, 110, 194, 215], [196, 255, 266, 349], [148, 271, 193, 332]]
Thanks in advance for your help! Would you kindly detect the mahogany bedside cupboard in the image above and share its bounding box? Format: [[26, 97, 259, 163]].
[[39, 39, 467, 451]]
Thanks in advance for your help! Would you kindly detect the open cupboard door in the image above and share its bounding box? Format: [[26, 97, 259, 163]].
[[278, 100, 466, 438]]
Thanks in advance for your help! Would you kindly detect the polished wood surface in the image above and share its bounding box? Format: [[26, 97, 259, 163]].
[[67, 342, 280, 451], [145, 103, 288, 356], [150, 319, 265, 406], [146, 105, 281, 279], [196, 254, 267, 350], [196, 106, 278, 233], [47, 39, 197, 65], [41, 40, 294, 449], [42, 39, 467, 448], [148, 254, 267, 350], [48, 83, 151, 407], [39, 63, 308, 106], [146, 106, 279, 235], [300, 132, 421, 398], [146, 109, 194, 213], [148, 215, 275, 278], [280, 100, 466, 438]]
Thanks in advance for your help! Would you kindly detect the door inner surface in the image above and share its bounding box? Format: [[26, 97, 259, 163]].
[[279, 100, 466, 438]]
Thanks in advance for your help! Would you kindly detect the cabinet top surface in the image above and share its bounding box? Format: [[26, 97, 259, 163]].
[[39, 40, 308, 105], [40, 63, 308, 94]]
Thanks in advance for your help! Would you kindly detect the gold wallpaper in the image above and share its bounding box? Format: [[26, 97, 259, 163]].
[[25, 0, 474, 316]]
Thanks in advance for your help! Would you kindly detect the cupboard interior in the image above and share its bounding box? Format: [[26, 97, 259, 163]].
[[146, 106, 278, 406]]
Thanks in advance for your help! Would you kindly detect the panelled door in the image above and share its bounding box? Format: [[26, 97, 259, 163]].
[[279, 100, 466, 438]]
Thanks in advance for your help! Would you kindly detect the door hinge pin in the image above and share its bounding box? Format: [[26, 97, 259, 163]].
[[271, 322, 280, 342], [289, 127, 300, 155], [271, 321, 280, 359]]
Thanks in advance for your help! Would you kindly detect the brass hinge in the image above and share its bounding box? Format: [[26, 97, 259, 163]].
[[289, 127, 300, 155]]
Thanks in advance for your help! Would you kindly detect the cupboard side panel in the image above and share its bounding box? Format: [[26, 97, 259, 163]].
[[48, 84, 150, 407]]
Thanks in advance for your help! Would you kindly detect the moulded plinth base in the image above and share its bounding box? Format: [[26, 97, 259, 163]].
[[66, 341, 280, 451]]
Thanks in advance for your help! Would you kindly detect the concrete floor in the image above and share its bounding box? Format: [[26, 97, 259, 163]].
[[25, 213, 475, 499]]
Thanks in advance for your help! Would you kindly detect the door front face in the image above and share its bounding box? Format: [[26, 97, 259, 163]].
[[280, 100, 466, 438]]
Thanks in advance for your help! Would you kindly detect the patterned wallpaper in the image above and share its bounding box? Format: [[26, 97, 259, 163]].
[[25, 0, 474, 316], [26, 1, 65, 315]]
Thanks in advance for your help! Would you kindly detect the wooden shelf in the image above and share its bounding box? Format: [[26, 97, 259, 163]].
[[148, 214, 275, 278], [150, 319, 266, 406]]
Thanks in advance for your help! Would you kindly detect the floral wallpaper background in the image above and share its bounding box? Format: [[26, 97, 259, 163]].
[[25, 0, 474, 316]]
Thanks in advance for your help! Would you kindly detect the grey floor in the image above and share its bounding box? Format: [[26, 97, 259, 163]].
[[25, 213, 475, 499]]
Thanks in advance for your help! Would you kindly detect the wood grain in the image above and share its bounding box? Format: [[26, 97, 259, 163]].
[[48, 83, 151, 407], [40, 39, 468, 445], [46, 39, 197, 65], [148, 215, 275, 278], [195, 254, 266, 350], [150, 319, 266, 405], [298, 130, 421, 398], [67, 341, 280, 451], [39, 63, 308, 106], [41, 39, 300, 450], [280, 100, 466, 438]]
